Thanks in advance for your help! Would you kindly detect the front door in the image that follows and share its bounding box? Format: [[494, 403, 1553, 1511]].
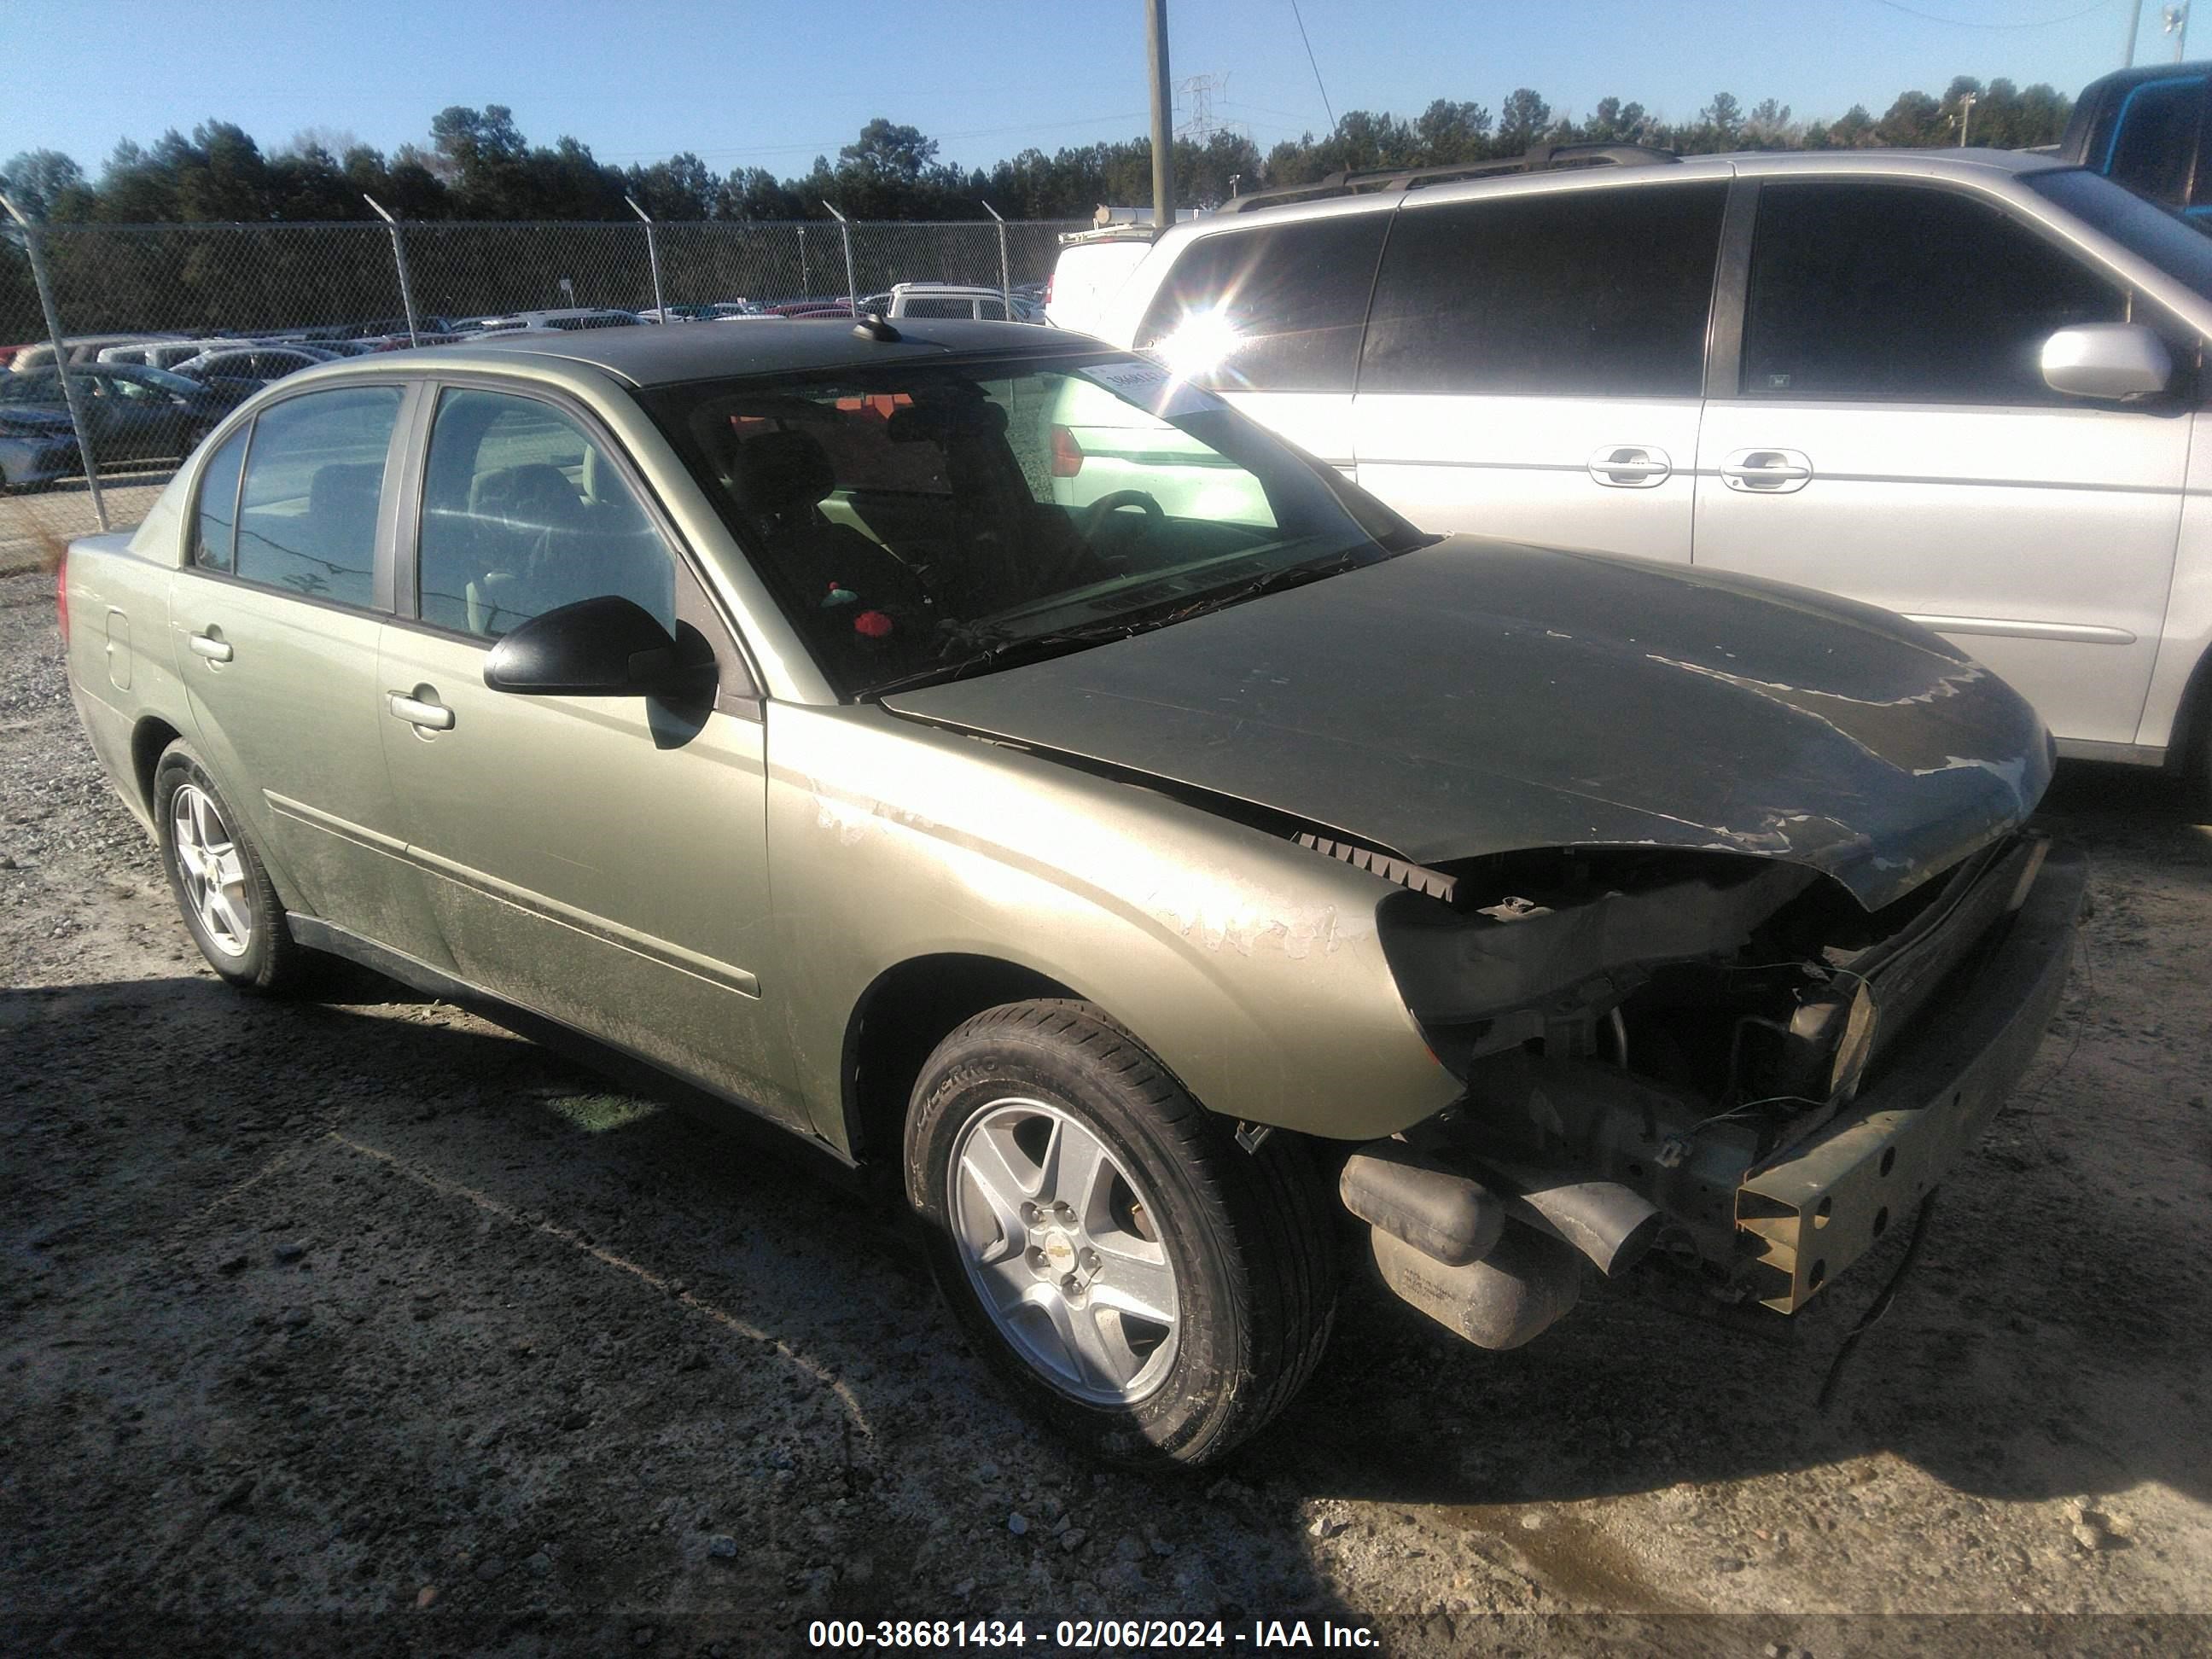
[[1693, 179, 2191, 749], [375, 385, 795, 1121]]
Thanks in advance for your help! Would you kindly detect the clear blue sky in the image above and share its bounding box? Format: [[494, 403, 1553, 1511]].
[[0, 0, 2173, 178]]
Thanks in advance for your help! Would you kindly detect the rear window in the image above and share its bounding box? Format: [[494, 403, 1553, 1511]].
[[1360, 180, 1727, 399], [1134, 214, 1388, 393]]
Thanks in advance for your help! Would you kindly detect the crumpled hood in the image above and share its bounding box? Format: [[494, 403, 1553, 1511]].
[[883, 538, 2052, 911]]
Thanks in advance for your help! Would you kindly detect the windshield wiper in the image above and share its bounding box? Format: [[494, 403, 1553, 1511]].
[[1160, 545, 1382, 623], [861, 625, 1138, 699]]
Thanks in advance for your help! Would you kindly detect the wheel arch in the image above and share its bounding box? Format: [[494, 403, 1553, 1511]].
[[131, 714, 185, 817], [840, 952, 1082, 1173]]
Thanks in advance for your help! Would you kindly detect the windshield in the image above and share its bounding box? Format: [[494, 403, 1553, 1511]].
[[644, 353, 1428, 697], [2025, 166, 2212, 302]]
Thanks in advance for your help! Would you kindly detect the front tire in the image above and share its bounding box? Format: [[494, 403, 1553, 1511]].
[[905, 1000, 1336, 1467], [154, 742, 306, 994]]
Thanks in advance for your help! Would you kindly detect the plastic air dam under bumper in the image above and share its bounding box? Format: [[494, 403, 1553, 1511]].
[[1736, 844, 2088, 1313]]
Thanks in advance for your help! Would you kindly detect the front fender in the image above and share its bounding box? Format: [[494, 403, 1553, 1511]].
[[764, 702, 1461, 1150]]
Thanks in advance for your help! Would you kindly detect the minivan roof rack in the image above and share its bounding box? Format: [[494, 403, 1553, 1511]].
[[1224, 143, 1679, 214]]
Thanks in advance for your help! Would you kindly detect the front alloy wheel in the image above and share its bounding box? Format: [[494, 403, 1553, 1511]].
[[950, 1097, 1180, 1405], [906, 999, 1337, 1466]]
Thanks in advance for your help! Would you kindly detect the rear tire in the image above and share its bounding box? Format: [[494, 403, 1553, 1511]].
[[905, 999, 1336, 1467], [153, 741, 308, 994]]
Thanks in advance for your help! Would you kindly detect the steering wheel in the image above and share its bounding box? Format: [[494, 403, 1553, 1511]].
[[1080, 489, 1165, 543]]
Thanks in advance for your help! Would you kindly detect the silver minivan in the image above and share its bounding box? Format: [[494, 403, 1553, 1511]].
[[1089, 148, 2212, 777]]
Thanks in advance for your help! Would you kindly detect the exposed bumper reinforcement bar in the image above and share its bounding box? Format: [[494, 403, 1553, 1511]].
[[1735, 845, 2088, 1313]]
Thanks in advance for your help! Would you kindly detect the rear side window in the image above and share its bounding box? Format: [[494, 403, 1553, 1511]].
[[901, 297, 975, 319], [416, 388, 677, 640], [191, 428, 247, 573], [1359, 182, 1726, 399], [2102, 77, 2204, 208], [1135, 214, 1389, 393], [235, 386, 400, 607], [1741, 183, 2128, 405]]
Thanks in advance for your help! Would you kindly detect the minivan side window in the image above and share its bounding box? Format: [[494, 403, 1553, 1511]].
[[416, 388, 677, 640], [1359, 181, 1727, 399], [1134, 214, 1390, 393], [234, 386, 401, 606], [1741, 183, 2128, 405], [191, 427, 247, 573]]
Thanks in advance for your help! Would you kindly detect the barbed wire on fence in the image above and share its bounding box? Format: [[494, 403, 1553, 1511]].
[[1, 214, 1092, 550]]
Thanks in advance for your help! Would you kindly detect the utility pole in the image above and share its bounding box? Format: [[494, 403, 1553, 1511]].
[[2124, 0, 2145, 63], [2166, 2, 2192, 61], [1146, 0, 1173, 232], [1957, 91, 1976, 146]]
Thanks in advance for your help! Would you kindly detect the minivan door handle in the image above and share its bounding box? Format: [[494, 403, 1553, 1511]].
[[387, 690, 455, 731], [1587, 445, 1672, 487], [187, 629, 232, 662], [1720, 448, 1813, 493]]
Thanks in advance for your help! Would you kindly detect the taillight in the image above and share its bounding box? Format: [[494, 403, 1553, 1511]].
[[1049, 424, 1084, 478], [55, 544, 68, 645]]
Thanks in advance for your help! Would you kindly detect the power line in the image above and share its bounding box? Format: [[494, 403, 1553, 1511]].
[[1868, 0, 2115, 29], [1287, 0, 1338, 133]]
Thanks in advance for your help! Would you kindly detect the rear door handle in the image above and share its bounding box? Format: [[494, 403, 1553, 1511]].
[[1587, 445, 1672, 488], [1720, 448, 1813, 493], [187, 630, 232, 662], [387, 690, 454, 731]]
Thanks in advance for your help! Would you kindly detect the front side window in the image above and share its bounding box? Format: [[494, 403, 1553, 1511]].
[[191, 427, 247, 573], [643, 354, 1427, 698], [1136, 214, 1389, 393], [1742, 183, 2128, 405], [234, 386, 400, 606], [1360, 181, 1727, 399], [416, 388, 677, 640]]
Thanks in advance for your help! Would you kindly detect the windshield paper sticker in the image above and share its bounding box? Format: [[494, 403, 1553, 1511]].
[[1078, 360, 1225, 420]]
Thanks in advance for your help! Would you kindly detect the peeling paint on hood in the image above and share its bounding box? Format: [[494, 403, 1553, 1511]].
[[883, 539, 2052, 911]]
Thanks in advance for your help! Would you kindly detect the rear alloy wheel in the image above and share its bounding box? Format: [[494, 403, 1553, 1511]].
[[905, 999, 1337, 1466], [154, 742, 306, 993]]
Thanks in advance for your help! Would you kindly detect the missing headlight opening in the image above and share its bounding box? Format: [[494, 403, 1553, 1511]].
[[1364, 832, 2059, 1325]]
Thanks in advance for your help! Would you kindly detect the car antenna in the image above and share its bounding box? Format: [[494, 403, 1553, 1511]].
[[853, 311, 900, 342]]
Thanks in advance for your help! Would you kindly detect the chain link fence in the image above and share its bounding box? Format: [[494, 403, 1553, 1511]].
[[0, 214, 1088, 566]]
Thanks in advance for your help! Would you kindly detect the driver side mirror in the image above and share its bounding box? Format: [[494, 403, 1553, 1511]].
[[483, 595, 688, 698], [2040, 323, 2174, 401]]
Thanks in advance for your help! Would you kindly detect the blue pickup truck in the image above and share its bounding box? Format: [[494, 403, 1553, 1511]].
[[2062, 60, 2212, 222]]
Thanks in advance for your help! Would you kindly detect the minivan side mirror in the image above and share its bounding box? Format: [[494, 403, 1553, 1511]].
[[2040, 323, 2174, 401], [483, 595, 682, 697]]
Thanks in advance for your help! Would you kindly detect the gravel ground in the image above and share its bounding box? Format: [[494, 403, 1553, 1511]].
[[3, 516, 2209, 1656]]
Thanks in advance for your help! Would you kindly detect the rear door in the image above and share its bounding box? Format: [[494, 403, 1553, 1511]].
[[375, 383, 797, 1122], [1692, 178, 2191, 748], [170, 381, 449, 959], [1124, 209, 1388, 477], [1352, 177, 1727, 561]]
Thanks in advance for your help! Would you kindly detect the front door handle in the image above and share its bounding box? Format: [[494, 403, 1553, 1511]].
[[1720, 448, 1813, 493], [387, 690, 455, 731], [187, 629, 232, 662], [1587, 445, 1672, 488]]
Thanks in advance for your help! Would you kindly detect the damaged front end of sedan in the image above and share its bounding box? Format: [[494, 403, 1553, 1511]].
[[1348, 828, 2087, 1349]]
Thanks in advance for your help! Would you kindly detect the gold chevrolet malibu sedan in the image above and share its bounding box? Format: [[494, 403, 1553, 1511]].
[[61, 320, 2084, 1465]]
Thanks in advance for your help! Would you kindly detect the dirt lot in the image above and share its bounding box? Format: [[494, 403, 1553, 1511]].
[[3, 516, 2209, 1656]]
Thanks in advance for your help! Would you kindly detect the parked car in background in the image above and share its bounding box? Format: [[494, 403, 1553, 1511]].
[[0, 363, 234, 490], [9, 335, 183, 375], [169, 346, 342, 399], [341, 316, 454, 339], [57, 321, 2082, 1467], [867, 282, 1043, 323], [2060, 59, 2212, 223], [637, 305, 725, 323], [1045, 224, 1158, 332], [469, 308, 643, 333], [1091, 145, 2212, 779], [97, 340, 257, 372]]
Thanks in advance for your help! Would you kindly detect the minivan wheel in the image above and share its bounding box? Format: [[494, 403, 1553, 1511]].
[[905, 999, 1336, 1467], [154, 742, 306, 993]]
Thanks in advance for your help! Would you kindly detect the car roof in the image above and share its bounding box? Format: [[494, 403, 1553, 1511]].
[[283, 317, 1117, 390]]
